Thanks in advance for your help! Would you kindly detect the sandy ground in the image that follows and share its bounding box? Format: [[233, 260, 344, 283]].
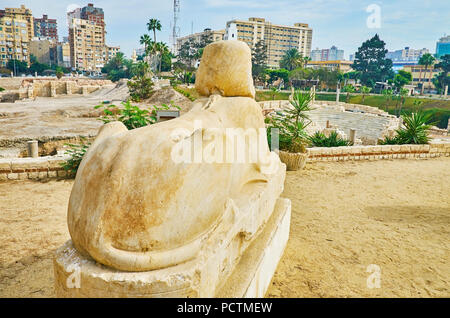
[[0, 158, 449, 297]]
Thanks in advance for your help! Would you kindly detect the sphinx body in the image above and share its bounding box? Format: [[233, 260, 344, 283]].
[[67, 40, 285, 272]]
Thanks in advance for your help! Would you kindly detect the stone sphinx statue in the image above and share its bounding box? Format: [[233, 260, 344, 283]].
[[58, 40, 289, 297]]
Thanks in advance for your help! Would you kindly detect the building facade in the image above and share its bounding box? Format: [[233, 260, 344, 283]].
[[311, 46, 344, 62], [0, 5, 34, 68], [307, 60, 353, 73], [105, 45, 120, 62], [436, 35, 450, 58], [34, 14, 58, 41], [176, 28, 225, 55], [224, 17, 313, 68], [29, 38, 57, 65], [403, 64, 440, 92], [386, 47, 429, 62], [67, 3, 117, 72]]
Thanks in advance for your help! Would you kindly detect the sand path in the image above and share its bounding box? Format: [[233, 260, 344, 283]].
[[0, 158, 449, 297]]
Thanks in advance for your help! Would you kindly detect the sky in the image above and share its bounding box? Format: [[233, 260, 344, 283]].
[[3, 0, 449, 59]]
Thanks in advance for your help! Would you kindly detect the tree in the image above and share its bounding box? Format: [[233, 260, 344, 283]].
[[393, 70, 412, 92], [382, 88, 393, 112], [7, 59, 28, 75], [156, 42, 170, 73], [342, 84, 355, 103], [434, 54, 450, 95], [251, 40, 268, 83], [396, 88, 409, 117], [127, 62, 154, 102], [280, 49, 303, 71], [267, 69, 289, 87], [147, 19, 162, 43], [102, 52, 133, 81], [140, 34, 151, 55], [360, 86, 372, 103], [418, 53, 436, 95], [352, 34, 393, 87]]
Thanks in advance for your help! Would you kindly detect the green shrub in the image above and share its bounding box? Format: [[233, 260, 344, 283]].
[[378, 111, 433, 145], [60, 140, 91, 176], [94, 101, 175, 130], [0, 87, 4, 92], [308, 131, 352, 147], [266, 91, 313, 153], [396, 111, 433, 144]]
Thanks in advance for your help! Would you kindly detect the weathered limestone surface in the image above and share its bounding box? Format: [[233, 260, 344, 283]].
[[56, 40, 288, 298], [195, 40, 255, 98]]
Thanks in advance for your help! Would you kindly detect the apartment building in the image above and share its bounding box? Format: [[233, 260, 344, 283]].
[[67, 3, 118, 72], [0, 5, 34, 68], [34, 14, 58, 41], [105, 45, 120, 62], [307, 60, 353, 73], [176, 28, 225, 54], [29, 37, 57, 65], [403, 64, 440, 92], [224, 17, 313, 68], [311, 46, 344, 62]]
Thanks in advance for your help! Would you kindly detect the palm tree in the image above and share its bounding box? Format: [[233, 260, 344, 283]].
[[418, 53, 436, 95], [360, 85, 372, 103], [140, 34, 151, 56], [302, 56, 311, 68], [280, 48, 303, 71], [147, 19, 162, 43], [382, 88, 393, 112], [156, 42, 170, 73], [342, 84, 355, 103]]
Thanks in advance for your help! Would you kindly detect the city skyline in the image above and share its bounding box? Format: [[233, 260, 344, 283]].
[[1, 0, 449, 59]]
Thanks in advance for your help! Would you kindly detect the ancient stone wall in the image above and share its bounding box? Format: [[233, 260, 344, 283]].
[[1, 141, 449, 182]]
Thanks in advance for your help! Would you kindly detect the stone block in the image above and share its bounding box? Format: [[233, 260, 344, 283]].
[[54, 198, 291, 298], [7, 173, 19, 180], [11, 158, 48, 172]]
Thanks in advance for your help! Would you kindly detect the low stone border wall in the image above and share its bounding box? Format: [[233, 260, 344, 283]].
[[1, 141, 449, 182], [0, 155, 71, 181], [307, 141, 450, 162]]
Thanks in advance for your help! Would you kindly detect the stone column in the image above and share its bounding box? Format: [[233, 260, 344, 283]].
[[66, 81, 72, 95], [326, 120, 330, 128], [82, 86, 89, 96], [444, 85, 448, 97], [50, 81, 57, 97], [349, 129, 356, 144], [336, 88, 340, 105], [311, 85, 316, 102], [447, 118, 450, 133], [27, 140, 38, 158]]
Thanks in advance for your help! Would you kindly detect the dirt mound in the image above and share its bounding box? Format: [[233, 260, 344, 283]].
[[141, 87, 193, 114]]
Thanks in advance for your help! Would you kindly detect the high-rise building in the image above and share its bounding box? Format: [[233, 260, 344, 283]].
[[29, 37, 58, 65], [34, 14, 58, 41], [386, 47, 429, 71], [67, 3, 117, 72], [105, 45, 120, 62], [436, 35, 450, 58], [224, 17, 313, 68], [311, 46, 344, 61], [0, 5, 34, 68], [176, 28, 225, 55], [386, 47, 429, 62]]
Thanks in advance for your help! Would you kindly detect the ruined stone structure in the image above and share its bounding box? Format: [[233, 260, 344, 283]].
[[54, 40, 291, 297]]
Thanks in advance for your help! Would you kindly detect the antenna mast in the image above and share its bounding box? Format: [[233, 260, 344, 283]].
[[172, 0, 180, 54]]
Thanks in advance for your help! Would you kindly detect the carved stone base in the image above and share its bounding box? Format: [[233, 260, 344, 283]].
[[53, 198, 291, 298]]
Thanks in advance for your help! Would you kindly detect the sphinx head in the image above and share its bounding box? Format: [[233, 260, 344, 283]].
[[195, 40, 255, 99]]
